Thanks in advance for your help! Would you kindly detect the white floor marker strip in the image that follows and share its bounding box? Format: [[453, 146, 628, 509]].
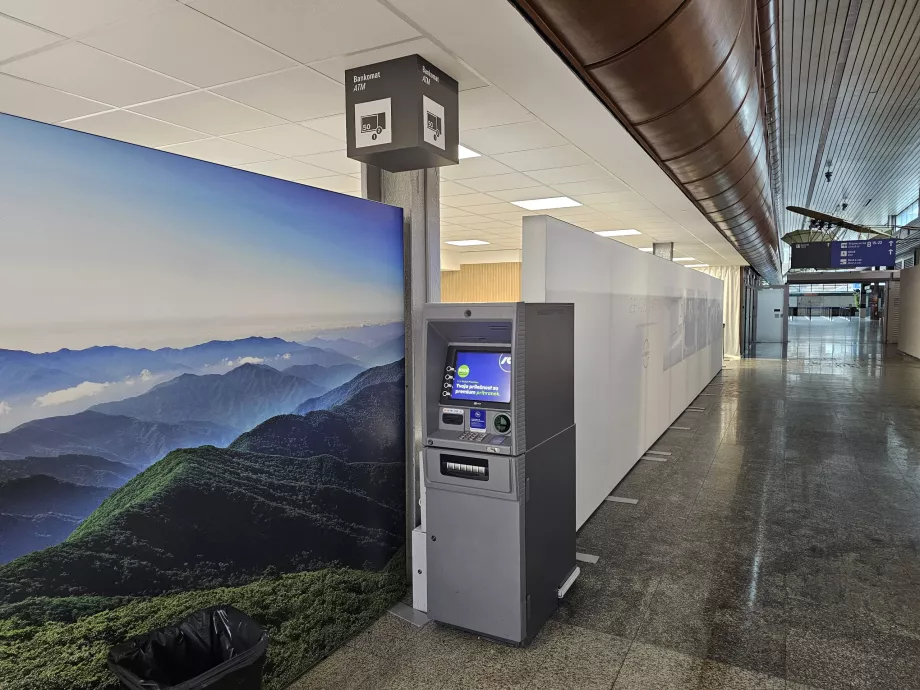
[[669, 425, 691, 430], [646, 450, 671, 456], [575, 552, 599, 564], [641, 455, 668, 462], [606, 496, 639, 504]]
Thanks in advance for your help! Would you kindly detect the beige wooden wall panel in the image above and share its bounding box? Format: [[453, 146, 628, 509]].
[[440, 262, 521, 303]]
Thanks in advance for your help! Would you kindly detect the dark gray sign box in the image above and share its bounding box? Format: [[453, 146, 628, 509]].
[[345, 55, 459, 173]]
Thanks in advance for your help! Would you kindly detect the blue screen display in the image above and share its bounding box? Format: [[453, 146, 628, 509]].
[[451, 350, 512, 403]]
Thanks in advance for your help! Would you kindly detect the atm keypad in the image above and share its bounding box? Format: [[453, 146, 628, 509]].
[[458, 432, 488, 442]]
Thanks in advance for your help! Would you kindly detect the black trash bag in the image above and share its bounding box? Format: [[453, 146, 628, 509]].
[[108, 605, 269, 690]]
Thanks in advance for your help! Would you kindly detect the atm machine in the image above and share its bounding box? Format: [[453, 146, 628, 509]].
[[422, 302, 577, 645]]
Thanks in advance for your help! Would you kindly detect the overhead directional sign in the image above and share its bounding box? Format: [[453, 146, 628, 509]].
[[791, 239, 897, 269], [834, 239, 896, 268]]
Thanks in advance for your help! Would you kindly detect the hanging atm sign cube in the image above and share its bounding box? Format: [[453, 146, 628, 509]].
[[346, 54, 458, 172]]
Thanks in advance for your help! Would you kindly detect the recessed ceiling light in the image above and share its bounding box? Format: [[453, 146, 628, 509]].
[[445, 239, 490, 246], [674, 256, 696, 262], [457, 145, 481, 159], [639, 247, 654, 252], [596, 229, 641, 237], [512, 196, 582, 211], [686, 263, 709, 268]]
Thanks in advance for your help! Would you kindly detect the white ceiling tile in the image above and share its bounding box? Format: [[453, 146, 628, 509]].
[[212, 67, 344, 121], [441, 193, 501, 208], [460, 172, 539, 193], [439, 207, 480, 221], [130, 91, 284, 134], [492, 145, 592, 172], [0, 73, 109, 122], [158, 137, 281, 166], [568, 191, 638, 205], [64, 109, 205, 147], [460, 121, 566, 155], [189, 0, 418, 64], [459, 86, 533, 131], [461, 221, 516, 231], [528, 163, 611, 185], [81, 5, 293, 87], [487, 211, 540, 222], [310, 37, 485, 91], [299, 174, 361, 195], [227, 123, 342, 156], [293, 150, 360, 175], [440, 156, 514, 180], [0, 0, 177, 37], [439, 180, 474, 197], [487, 186, 559, 202], [0, 15, 63, 61], [551, 178, 631, 196], [237, 157, 333, 181], [300, 114, 346, 141], [0, 42, 191, 106], [462, 202, 520, 215]]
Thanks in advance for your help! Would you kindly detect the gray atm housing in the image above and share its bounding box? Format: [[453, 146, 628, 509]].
[[423, 302, 576, 645]]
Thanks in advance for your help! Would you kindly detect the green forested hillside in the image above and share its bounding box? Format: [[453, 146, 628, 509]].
[[0, 446, 404, 603]]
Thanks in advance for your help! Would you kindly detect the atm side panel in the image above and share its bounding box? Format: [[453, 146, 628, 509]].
[[426, 481, 525, 643]]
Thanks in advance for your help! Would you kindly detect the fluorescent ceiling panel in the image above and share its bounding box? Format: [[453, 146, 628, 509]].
[[596, 229, 640, 237], [512, 196, 581, 211], [674, 257, 696, 262], [446, 239, 490, 246], [458, 144, 481, 159]]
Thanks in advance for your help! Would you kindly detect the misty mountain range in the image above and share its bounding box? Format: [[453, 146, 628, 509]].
[[0, 358, 407, 599], [0, 328, 404, 406], [92, 363, 326, 430], [0, 339, 405, 566]]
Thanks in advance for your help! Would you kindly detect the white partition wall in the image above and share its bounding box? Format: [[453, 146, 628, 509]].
[[522, 216, 723, 527]]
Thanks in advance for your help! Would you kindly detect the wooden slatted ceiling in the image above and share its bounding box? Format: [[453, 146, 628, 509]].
[[781, 0, 920, 240]]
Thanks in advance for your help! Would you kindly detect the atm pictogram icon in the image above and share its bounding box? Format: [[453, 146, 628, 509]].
[[426, 111, 442, 141], [361, 112, 387, 140]]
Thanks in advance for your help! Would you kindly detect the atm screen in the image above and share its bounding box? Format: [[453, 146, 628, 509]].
[[450, 350, 512, 403]]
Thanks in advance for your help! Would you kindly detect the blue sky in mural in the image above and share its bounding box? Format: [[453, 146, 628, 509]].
[[0, 114, 404, 352]]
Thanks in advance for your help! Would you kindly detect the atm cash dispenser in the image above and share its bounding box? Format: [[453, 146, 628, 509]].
[[422, 302, 577, 645]]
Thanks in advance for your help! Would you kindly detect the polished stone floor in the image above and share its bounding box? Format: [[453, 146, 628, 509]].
[[292, 317, 920, 689]]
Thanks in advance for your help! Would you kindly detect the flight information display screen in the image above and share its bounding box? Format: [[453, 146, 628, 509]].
[[449, 350, 512, 403]]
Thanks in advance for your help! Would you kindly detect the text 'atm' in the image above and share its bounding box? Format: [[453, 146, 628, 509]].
[[422, 302, 577, 645]]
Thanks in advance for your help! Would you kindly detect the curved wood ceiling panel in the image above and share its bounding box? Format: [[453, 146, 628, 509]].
[[512, 0, 783, 283]]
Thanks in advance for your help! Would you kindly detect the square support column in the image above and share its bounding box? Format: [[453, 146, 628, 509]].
[[653, 242, 674, 261], [363, 163, 440, 575]]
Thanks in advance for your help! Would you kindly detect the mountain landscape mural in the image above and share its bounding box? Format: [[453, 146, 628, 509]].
[[0, 113, 406, 690]]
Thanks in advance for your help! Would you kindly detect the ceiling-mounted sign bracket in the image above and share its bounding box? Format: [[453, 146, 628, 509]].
[[346, 55, 459, 173]]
